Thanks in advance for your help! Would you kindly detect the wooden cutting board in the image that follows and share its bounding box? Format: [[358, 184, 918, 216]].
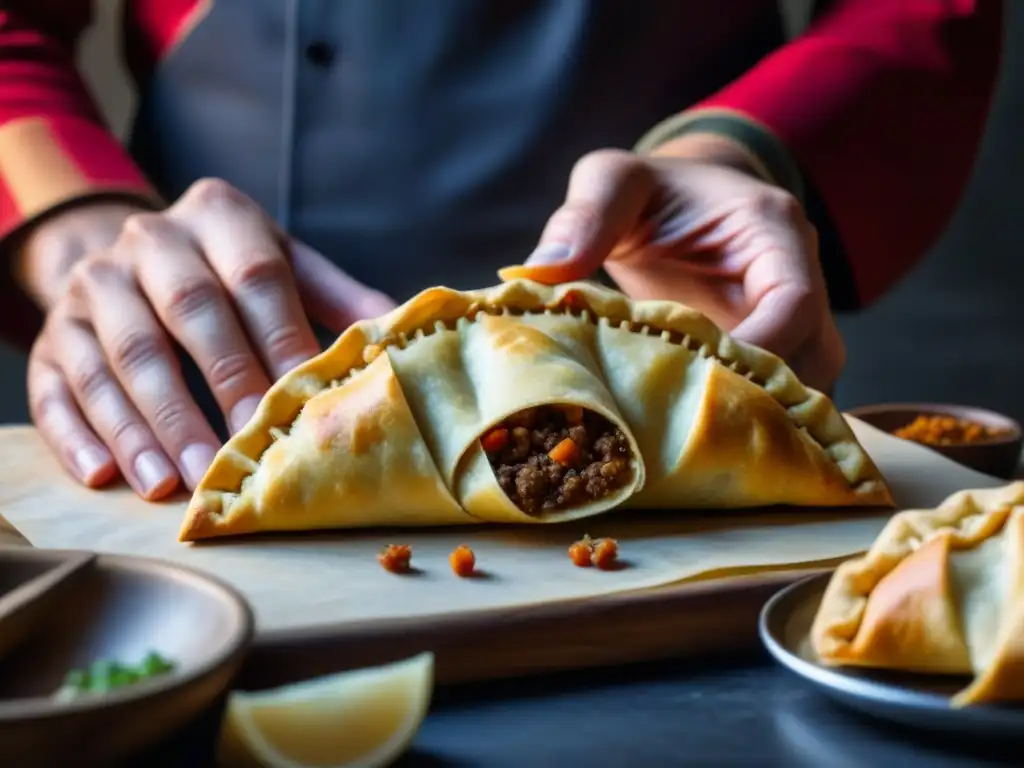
[[0, 418, 1009, 688]]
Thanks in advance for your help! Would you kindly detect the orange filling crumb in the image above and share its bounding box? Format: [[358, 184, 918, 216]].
[[378, 544, 413, 573], [568, 535, 594, 567], [591, 537, 619, 570], [449, 545, 476, 577]]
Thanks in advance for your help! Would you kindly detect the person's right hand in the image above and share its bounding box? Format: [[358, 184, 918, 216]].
[[24, 179, 396, 500]]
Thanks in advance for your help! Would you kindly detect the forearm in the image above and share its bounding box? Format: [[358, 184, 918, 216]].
[[0, 3, 159, 247], [637, 0, 1002, 308]]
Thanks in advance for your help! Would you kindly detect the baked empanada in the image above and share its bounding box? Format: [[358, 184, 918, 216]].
[[812, 481, 1024, 706], [179, 280, 891, 542]]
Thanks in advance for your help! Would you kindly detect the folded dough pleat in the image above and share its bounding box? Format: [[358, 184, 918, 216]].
[[592, 320, 862, 508], [389, 311, 644, 523], [953, 508, 1024, 705], [811, 482, 1024, 706], [179, 353, 474, 540]]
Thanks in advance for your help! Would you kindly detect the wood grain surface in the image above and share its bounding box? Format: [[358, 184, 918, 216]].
[[0, 419, 1012, 689]]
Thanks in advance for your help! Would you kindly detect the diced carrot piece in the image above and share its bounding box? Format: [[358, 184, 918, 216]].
[[548, 437, 580, 466], [591, 538, 619, 570], [449, 545, 476, 577], [568, 536, 594, 567], [481, 428, 510, 453], [378, 544, 413, 574]]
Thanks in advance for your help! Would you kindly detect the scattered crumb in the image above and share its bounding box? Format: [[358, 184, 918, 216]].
[[449, 545, 476, 577], [378, 544, 413, 574], [568, 535, 594, 567], [591, 537, 619, 570]]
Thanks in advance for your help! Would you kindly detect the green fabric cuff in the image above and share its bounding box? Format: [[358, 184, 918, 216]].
[[634, 111, 805, 206]]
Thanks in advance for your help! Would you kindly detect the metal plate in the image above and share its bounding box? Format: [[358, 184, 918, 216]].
[[759, 573, 1024, 740]]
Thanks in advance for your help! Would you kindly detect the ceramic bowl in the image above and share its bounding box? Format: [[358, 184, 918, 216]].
[[0, 547, 254, 767], [848, 402, 1023, 480]]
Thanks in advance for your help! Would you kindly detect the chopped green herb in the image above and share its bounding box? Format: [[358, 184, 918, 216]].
[[140, 651, 174, 677], [55, 651, 177, 701]]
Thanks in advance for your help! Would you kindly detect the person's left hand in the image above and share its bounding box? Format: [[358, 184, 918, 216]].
[[502, 137, 844, 394]]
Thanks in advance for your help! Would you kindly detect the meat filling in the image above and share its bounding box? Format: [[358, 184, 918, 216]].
[[481, 405, 632, 515]]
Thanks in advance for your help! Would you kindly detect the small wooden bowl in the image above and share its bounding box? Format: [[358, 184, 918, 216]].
[[847, 402, 1023, 480], [0, 548, 254, 767]]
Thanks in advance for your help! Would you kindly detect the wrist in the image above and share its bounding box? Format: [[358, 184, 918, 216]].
[[650, 131, 772, 182], [634, 108, 805, 206], [12, 197, 154, 310]]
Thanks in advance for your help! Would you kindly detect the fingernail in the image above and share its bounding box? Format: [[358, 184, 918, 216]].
[[525, 242, 572, 266], [134, 451, 177, 496], [229, 395, 263, 433], [73, 445, 109, 483], [179, 443, 217, 489]]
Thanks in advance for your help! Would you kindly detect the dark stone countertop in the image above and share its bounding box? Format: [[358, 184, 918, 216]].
[[397, 651, 1021, 767]]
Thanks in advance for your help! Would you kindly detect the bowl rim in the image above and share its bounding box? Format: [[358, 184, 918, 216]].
[[846, 402, 1023, 445], [0, 551, 255, 721]]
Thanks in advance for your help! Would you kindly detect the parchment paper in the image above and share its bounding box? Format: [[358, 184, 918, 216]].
[[0, 418, 1009, 634]]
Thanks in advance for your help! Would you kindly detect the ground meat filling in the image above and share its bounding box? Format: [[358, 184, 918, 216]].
[[481, 406, 632, 515]]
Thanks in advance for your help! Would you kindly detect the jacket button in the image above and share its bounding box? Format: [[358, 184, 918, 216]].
[[305, 41, 336, 68]]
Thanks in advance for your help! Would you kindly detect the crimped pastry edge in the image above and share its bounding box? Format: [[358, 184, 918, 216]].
[[183, 279, 893, 536]]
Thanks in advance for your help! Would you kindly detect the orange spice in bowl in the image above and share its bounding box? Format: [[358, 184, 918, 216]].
[[893, 414, 1013, 447], [847, 403, 1023, 480]]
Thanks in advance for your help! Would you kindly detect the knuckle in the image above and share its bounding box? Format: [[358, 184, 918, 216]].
[[68, 252, 117, 291], [27, 363, 65, 424], [262, 323, 310, 360], [751, 187, 803, 223], [148, 397, 194, 435], [110, 330, 166, 375], [120, 212, 174, 244], [574, 148, 636, 175], [184, 177, 248, 210], [109, 417, 153, 448], [204, 351, 257, 392], [28, 390, 62, 427], [69, 362, 116, 404], [224, 254, 290, 295], [571, 148, 650, 190], [162, 276, 224, 323]]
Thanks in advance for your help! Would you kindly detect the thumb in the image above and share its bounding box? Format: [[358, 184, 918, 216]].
[[289, 239, 398, 332], [499, 150, 657, 284]]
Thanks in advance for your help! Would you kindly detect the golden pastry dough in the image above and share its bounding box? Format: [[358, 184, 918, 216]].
[[180, 279, 891, 542], [811, 481, 1024, 706]]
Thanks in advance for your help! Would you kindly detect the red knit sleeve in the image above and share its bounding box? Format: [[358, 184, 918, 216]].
[[696, 0, 1002, 305], [0, 2, 158, 243]]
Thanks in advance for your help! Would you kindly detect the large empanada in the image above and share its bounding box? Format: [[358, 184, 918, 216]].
[[179, 279, 892, 542], [811, 482, 1024, 706]]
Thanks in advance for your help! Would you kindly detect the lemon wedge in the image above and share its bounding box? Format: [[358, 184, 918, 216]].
[[218, 652, 434, 768]]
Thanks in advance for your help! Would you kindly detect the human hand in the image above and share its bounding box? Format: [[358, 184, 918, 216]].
[[504, 137, 844, 393], [25, 179, 396, 499]]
